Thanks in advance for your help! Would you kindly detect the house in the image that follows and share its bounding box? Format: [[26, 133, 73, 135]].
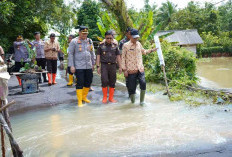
[[156, 29, 203, 54]]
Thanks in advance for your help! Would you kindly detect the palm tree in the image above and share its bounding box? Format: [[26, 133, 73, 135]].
[[157, 0, 177, 29]]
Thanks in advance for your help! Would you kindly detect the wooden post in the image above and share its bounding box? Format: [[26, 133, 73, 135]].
[[0, 100, 6, 157], [161, 65, 171, 98]]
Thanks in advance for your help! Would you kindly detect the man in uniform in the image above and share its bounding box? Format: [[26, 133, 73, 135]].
[[68, 26, 95, 107], [119, 27, 131, 97], [96, 30, 122, 103], [33, 32, 48, 83], [13, 35, 32, 86], [121, 29, 157, 106], [66, 34, 75, 86], [119, 27, 131, 53], [44, 33, 60, 86]]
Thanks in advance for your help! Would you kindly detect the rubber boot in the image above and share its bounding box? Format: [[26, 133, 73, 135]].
[[140, 90, 146, 106], [67, 74, 73, 86], [109, 87, 117, 103], [47, 73, 52, 86], [52, 73, 57, 85], [82, 87, 91, 103], [16, 76, 22, 86], [76, 89, 83, 107], [102, 87, 108, 104], [130, 94, 135, 104]]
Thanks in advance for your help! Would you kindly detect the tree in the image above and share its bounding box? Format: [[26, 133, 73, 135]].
[[218, 0, 232, 31], [100, 0, 133, 33], [77, 0, 101, 40], [157, 0, 177, 29], [167, 1, 219, 35], [0, 0, 70, 52]]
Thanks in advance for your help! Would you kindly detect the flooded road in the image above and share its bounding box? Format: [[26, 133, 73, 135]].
[[6, 89, 232, 156], [4, 59, 232, 156], [197, 57, 232, 89]]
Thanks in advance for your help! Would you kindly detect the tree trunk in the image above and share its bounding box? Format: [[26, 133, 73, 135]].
[[100, 0, 133, 32]]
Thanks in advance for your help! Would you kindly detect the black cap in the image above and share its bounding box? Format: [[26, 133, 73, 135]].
[[126, 27, 132, 33], [79, 26, 89, 33], [130, 29, 140, 38], [34, 32, 40, 35], [50, 33, 56, 38], [69, 34, 75, 39]]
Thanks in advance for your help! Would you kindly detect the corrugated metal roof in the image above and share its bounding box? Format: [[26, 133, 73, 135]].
[[156, 29, 203, 45]]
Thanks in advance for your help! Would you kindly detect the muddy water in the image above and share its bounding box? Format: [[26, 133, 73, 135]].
[[6, 89, 232, 156], [4, 59, 232, 156], [197, 57, 232, 88]]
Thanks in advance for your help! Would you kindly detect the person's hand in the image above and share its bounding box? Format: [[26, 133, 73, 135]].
[[124, 71, 128, 77], [151, 48, 158, 53], [119, 68, 122, 74], [71, 66, 75, 74], [92, 65, 95, 71], [97, 67, 101, 75], [52, 48, 56, 51]]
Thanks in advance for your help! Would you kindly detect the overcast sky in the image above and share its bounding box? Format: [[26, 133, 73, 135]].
[[65, 0, 227, 9], [125, 0, 226, 9]]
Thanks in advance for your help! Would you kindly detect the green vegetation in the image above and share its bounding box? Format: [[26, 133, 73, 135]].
[[0, 0, 77, 54]]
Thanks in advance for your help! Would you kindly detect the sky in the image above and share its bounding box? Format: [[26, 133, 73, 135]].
[[125, 0, 226, 9], [64, 0, 227, 9]]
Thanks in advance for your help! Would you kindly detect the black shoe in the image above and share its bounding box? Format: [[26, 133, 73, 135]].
[[44, 79, 48, 83]]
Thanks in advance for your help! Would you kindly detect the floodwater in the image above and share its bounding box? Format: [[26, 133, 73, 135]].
[[4, 59, 232, 156], [197, 57, 232, 89], [6, 89, 232, 156]]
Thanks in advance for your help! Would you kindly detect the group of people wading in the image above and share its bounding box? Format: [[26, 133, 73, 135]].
[[5, 26, 158, 107]]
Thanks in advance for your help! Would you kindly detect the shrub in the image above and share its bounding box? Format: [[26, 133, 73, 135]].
[[143, 41, 197, 86]]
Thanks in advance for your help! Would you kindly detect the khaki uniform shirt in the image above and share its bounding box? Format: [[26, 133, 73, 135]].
[[121, 41, 149, 74], [44, 40, 60, 60], [97, 43, 120, 64]]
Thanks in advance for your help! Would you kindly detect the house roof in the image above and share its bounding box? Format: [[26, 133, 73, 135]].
[[156, 29, 203, 45]]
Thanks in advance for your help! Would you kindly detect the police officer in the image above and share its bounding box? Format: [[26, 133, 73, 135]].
[[96, 30, 122, 103], [67, 34, 75, 86], [121, 29, 157, 106], [33, 32, 48, 83], [13, 35, 32, 86], [68, 26, 95, 107], [119, 27, 131, 53]]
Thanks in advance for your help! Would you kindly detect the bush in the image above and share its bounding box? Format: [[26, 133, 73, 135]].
[[199, 31, 232, 57], [143, 41, 197, 86], [200, 46, 225, 56]]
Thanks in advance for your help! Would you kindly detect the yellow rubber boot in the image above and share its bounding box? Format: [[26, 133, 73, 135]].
[[76, 89, 83, 107], [82, 87, 91, 103], [67, 74, 73, 86]]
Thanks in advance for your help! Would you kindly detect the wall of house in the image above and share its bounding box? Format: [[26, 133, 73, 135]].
[[182, 45, 197, 54]]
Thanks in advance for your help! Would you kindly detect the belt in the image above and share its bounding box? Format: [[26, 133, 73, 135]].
[[101, 62, 116, 65]]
